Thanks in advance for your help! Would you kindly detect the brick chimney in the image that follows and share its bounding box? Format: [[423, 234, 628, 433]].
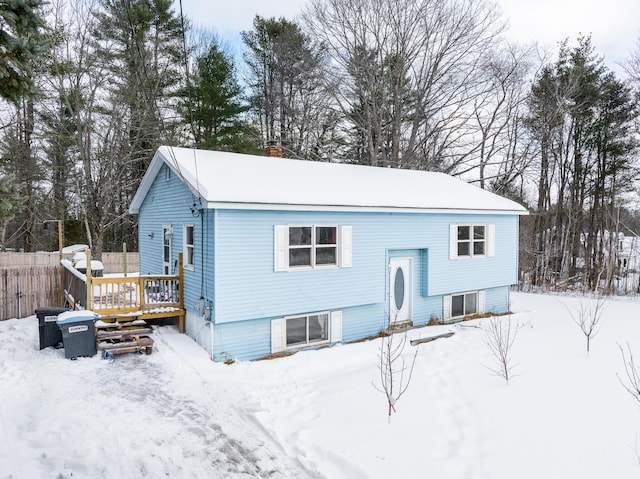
[[265, 140, 283, 158]]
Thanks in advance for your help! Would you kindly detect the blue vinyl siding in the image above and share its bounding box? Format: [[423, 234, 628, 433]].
[[209, 286, 511, 361], [137, 166, 520, 361], [483, 285, 511, 315], [213, 209, 518, 324], [212, 317, 272, 362], [212, 304, 388, 362], [137, 164, 214, 316]]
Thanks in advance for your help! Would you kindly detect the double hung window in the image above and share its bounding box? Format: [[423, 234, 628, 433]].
[[288, 226, 337, 268], [450, 224, 494, 259], [275, 225, 351, 271], [457, 225, 486, 257]]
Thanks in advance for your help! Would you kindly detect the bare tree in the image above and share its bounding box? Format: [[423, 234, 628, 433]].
[[304, 0, 507, 171], [566, 293, 607, 354], [483, 315, 518, 384], [242, 15, 337, 160], [624, 36, 640, 85], [373, 317, 419, 423], [617, 343, 640, 465], [619, 343, 640, 405], [464, 43, 537, 191]]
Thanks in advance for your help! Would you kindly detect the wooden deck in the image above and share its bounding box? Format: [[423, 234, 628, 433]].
[[62, 252, 185, 332]]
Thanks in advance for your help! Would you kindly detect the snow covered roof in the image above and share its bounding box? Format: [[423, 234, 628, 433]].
[[129, 146, 528, 215]]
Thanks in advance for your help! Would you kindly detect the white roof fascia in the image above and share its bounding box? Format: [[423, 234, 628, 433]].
[[129, 147, 203, 214], [205, 201, 529, 216]]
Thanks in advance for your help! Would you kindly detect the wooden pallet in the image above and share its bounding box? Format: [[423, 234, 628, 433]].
[[96, 316, 154, 355], [98, 336, 154, 355]]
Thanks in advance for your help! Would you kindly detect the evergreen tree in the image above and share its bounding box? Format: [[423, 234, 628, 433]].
[[93, 0, 185, 176], [89, 0, 186, 253], [242, 16, 334, 160], [183, 40, 258, 153], [0, 0, 47, 102], [523, 36, 638, 291], [0, 172, 22, 249]]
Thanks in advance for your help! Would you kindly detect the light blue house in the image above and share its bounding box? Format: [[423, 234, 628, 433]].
[[130, 146, 528, 361]]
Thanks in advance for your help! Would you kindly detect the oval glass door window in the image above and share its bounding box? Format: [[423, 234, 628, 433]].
[[394, 267, 405, 310]]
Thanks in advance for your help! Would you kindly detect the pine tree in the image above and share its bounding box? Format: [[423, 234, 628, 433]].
[[183, 40, 258, 153], [0, 0, 47, 102], [524, 36, 638, 291], [242, 16, 333, 159]]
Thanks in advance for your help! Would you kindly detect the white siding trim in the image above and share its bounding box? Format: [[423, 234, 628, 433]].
[[443, 295, 452, 321], [449, 224, 458, 259], [274, 225, 288, 272], [487, 224, 496, 257], [340, 225, 352, 268], [330, 310, 343, 343], [271, 318, 286, 353]]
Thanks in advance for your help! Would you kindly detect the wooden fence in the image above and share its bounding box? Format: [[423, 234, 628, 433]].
[[0, 252, 140, 320], [0, 266, 64, 321], [0, 252, 139, 273]]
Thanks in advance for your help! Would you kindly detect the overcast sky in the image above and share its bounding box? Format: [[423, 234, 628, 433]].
[[174, 0, 640, 74]]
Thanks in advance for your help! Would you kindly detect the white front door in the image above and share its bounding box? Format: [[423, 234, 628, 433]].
[[162, 225, 172, 274], [389, 257, 412, 324]]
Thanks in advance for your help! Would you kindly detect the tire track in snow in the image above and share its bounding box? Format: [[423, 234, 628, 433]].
[[151, 327, 316, 478]]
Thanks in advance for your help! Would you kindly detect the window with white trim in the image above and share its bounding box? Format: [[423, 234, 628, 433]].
[[450, 224, 495, 259], [274, 225, 352, 271], [184, 225, 194, 269], [443, 290, 485, 320], [458, 225, 485, 256], [285, 312, 329, 347], [452, 292, 477, 317], [271, 310, 343, 353]]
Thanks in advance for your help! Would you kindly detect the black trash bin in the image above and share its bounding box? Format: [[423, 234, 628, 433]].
[[56, 311, 99, 359], [36, 306, 70, 350]]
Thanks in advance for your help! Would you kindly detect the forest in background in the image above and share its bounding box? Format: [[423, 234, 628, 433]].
[[1, 0, 640, 293]]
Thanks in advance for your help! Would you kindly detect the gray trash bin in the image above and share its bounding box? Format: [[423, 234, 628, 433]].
[[56, 311, 99, 359], [36, 306, 70, 350]]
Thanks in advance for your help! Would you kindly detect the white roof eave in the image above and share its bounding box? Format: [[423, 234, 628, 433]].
[[205, 200, 529, 215]]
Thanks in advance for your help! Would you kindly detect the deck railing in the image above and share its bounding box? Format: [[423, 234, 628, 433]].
[[90, 275, 182, 315], [62, 253, 184, 330]]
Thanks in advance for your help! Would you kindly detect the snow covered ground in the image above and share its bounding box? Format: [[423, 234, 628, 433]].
[[2, 292, 640, 478]]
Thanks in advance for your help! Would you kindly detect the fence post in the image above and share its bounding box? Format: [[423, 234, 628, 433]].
[[85, 249, 92, 311], [123, 242, 128, 278], [178, 253, 184, 333]]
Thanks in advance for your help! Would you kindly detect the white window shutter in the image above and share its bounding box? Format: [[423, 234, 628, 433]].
[[271, 318, 286, 353], [330, 310, 343, 343], [449, 225, 458, 259], [487, 224, 496, 257], [443, 295, 452, 321], [340, 225, 352, 268], [274, 225, 288, 271], [478, 290, 486, 313]]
